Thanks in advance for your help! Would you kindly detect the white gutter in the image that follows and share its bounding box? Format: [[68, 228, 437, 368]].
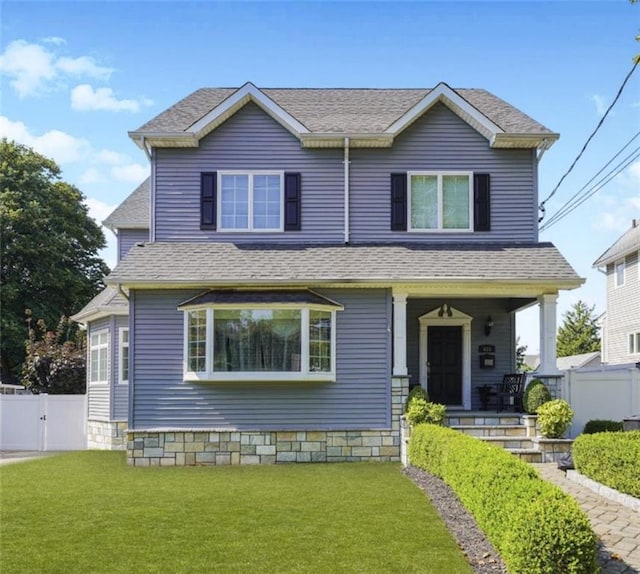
[[344, 137, 350, 244], [140, 136, 152, 162]]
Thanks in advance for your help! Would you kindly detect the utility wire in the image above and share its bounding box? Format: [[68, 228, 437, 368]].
[[540, 131, 640, 230], [540, 147, 640, 231], [538, 59, 639, 223]]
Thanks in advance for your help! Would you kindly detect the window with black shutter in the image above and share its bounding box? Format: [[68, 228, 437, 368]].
[[201, 172, 217, 229]]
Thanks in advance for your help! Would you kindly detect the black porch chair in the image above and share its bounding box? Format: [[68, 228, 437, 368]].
[[496, 373, 526, 412]]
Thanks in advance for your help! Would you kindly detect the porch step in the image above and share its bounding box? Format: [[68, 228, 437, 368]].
[[446, 414, 524, 427], [451, 424, 527, 438], [471, 436, 534, 450], [509, 448, 543, 463]]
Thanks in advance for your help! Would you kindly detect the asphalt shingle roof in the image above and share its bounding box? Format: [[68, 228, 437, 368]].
[[103, 177, 150, 230], [106, 242, 581, 286], [71, 286, 129, 322], [593, 221, 640, 267], [133, 87, 554, 136]]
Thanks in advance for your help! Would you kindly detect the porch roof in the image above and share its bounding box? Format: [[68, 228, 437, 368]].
[[105, 242, 582, 291]]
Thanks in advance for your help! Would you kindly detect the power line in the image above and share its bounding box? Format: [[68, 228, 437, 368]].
[[540, 147, 640, 231], [539, 131, 640, 230], [538, 59, 639, 223]]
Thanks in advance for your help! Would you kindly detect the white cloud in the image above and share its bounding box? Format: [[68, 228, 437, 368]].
[[78, 168, 107, 185], [94, 149, 127, 165], [589, 94, 608, 117], [111, 163, 148, 183], [0, 116, 90, 163], [0, 39, 113, 98], [71, 84, 152, 113], [41, 36, 66, 46], [85, 197, 118, 226]]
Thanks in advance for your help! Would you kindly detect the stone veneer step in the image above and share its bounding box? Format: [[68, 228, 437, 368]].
[[471, 436, 534, 450], [450, 424, 527, 437]]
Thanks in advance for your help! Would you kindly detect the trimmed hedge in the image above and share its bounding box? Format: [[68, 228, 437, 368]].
[[573, 431, 640, 498], [523, 379, 551, 414], [409, 425, 598, 574], [582, 419, 623, 434]]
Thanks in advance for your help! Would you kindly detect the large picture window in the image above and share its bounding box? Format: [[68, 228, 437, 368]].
[[219, 172, 283, 231], [89, 330, 109, 384], [408, 172, 472, 231], [181, 295, 339, 381]]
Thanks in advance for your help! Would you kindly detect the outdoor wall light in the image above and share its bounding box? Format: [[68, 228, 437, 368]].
[[485, 316, 494, 336]]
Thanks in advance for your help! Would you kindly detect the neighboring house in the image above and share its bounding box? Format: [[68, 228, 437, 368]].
[[556, 351, 601, 371], [73, 82, 581, 464], [593, 220, 640, 365]]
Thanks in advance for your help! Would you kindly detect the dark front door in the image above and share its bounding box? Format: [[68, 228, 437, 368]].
[[427, 326, 463, 405]]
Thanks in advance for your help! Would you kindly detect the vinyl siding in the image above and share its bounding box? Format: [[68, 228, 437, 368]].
[[87, 317, 111, 420], [604, 251, 640, 364], [350, 103, 537, 243], [118, 229, 149, 262], [153, 103, 344, 243], [130, 288, 391, 430], [113, 315, 129, 420], [406, 298, 516, 410]]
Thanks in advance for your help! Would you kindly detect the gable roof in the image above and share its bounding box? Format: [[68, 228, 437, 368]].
[[556, 351, 601, 371], [105, 241, 581, 291], [129, 82, 558, 150], [103, 177, 150, 231], [593, 220, 640, 267], [71, 286, 129, 324]]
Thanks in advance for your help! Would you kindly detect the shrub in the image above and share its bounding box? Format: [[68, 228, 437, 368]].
[[405, 399, 446, 427], [582, 420, 623, 434], [523, 378, 551, 414], [537, 399, 573, 438], [408, 425, 598, 574], [404, 385, 428, 412], [573, 431, 640, 498]]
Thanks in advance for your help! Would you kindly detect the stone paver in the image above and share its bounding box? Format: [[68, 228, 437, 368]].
[[532, 463, 640, 574]]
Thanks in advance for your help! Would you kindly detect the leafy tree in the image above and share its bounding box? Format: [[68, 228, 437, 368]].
[[556, 300, 601, 357], [515, 336, 531, 372], [22, 314, 86, 394], [1, 139, 108, 381]]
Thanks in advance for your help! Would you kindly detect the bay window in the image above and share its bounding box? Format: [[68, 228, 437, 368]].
[[180, 291, 340, 381]]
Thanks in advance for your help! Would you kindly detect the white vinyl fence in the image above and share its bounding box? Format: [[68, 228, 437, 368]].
[[0, 394, 87, 451], [562, 364, 640, 437]]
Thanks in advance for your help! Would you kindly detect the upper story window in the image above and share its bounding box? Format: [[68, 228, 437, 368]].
[[629, 332, 640, 355], [391, 172, 489, 233], [89, 330, 109, 384], [409, 172, 473, 231], [179, 290, 341, 382], [615, 260, 625, 287], [119, 328, 129, 384], [201, 172, 301, 232], [219, 172, 283, 231]]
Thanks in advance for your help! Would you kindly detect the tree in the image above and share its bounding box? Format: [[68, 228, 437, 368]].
[[556, 301, 601, 357], [515, 337, 532, 372], [22, 314, 86, 394], [0, 139, 109, 381]]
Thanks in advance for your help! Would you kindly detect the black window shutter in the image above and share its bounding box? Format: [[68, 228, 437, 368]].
[[390, 173, 407, 231], [474, 173, 491, 232], [284, 172, 301, 231], [201, 172, 217, 228]]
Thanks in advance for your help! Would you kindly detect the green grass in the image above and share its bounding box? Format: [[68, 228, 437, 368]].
[[1, 452, 471, 574]]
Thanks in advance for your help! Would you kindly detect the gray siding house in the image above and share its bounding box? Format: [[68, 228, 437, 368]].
[[594, 220, 640, 365], [73, 82, 581, 464]]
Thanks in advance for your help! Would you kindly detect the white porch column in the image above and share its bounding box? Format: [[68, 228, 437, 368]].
[[392, 291, 408, 376], [538, 293, 560, 375]]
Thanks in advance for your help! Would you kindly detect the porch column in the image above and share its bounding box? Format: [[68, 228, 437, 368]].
[[538, 293, 560, 375], [392, 291, 408, 376]]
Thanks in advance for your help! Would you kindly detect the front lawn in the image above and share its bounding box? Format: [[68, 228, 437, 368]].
[[0, 452, 471, 573]]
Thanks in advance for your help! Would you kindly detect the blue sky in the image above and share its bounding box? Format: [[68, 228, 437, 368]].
[[2, 1, 639, 353]]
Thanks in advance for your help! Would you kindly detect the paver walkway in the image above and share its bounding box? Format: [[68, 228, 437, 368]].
[[532, 463, 640, 574]]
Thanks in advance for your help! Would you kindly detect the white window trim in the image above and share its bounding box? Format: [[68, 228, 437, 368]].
[[217, 170, 285, 232], [182, 304, 337, 382], [629, 332, 640, 356], [89, 329, 109, 386], [118, 327, 129, 385], [614, 259, 625, 288], [407, 171, 474, 233]]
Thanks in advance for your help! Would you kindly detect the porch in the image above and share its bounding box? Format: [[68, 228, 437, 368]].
[[391, 290, 562, 411]]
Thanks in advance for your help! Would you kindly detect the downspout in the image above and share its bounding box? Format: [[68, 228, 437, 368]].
[[141, 136, 155, 243], [343, 137, 350, 244], [117, 284, 129, 301], [140, 136, 152, 162], [536, 139, 549, 163]]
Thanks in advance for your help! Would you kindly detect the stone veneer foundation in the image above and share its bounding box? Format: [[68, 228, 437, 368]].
[[127, 377, 408, 466], [88, 420, 128, 450]]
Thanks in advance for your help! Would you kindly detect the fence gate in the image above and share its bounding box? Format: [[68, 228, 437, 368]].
[[0, 394, 87, 451]]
